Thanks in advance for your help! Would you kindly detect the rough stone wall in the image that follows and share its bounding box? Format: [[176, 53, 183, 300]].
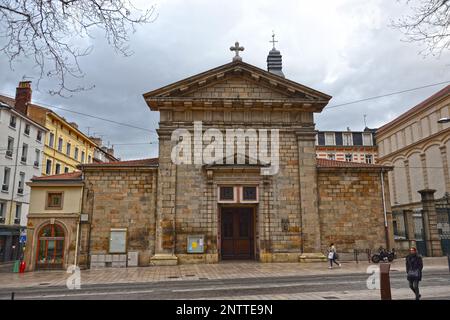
[[82, 169, 157, 266], [318, 170, 390, 253]]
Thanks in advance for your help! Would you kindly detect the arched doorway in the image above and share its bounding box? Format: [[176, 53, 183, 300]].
[[36, 224, 65, 270]]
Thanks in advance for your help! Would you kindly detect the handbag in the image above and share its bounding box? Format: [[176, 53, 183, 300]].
[[407, 269, 420, 279], [328, 251, 334, 259]]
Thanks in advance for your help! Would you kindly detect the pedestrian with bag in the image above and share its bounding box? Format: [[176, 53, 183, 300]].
[[328, 243, 341, 269], [406, 247, 423, 300]]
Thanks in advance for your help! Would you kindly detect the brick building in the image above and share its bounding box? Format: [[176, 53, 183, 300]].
[[24, 43, 395, 270], [315, 128, 378, 164]]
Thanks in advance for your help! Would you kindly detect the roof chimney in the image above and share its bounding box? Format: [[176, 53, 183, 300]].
[[15, 81, 32, 115], [267, 33, 284, 78]]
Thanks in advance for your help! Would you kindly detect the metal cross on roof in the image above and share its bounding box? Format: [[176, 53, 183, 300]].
[[270, 32, 278, 49], [230, 41, 244, 61]]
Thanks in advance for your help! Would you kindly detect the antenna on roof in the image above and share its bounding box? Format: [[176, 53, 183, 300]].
[[363, 114, 367, 128]]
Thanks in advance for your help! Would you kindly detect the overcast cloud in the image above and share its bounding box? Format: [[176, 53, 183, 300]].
[[0, 0, 449, 160]]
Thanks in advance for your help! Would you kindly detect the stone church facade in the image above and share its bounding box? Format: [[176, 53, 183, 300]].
[[24, 47, 394, 270]]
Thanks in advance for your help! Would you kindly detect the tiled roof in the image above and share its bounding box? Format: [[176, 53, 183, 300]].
[[80, 158, 159, 168], [0, 94, 15, 107], [316, 158, 392, 169], [32, 171, 82, 181], [377, 85, 450, 133]]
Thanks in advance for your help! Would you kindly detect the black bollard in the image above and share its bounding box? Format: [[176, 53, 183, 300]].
[[448, 254, 450, 273], [11, 292, 14, 300], [379, 263, 392, 300]]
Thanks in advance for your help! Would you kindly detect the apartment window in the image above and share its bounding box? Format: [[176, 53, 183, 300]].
[[109, 229, 127, 254], [81, 151, 85, 163], [365, 154, 373, 164], [66, 142, 71, 156], [6, 137, 14, 158], [14, 204, 21, 224], [327, 154, 336, 160], [55, 163, 61, 174], [345, 154, 353, 162], [74, 147, 79, 160], [37, 130, 42, 142], [88, 155, 92, 163], [24, 124, 30, 136], [363, 133, 373, 146], [48, 132, 55, 148], [0, 202, 5, 223], [324, 133, 335, 145], [34, 149, 40, 167], [18, 172, 25, 194], [2, 167, 11, 192], [343, 133, 353, 146], [46, 192, 63, 209], [21, 143, 28, 163], [58, 138, 63, 152], [9, 115, 16, 128], [46, 159, 52, 175], [64, 167, 69, 173]]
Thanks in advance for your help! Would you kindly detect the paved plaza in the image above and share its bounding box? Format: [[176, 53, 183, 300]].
[[0, 257, 448, 300]]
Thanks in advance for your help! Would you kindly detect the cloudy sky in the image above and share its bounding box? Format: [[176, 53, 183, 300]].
[[0, 0, 449, 160]]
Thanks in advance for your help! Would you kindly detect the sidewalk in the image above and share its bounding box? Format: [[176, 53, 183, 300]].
[[0, 257, 448, 290]]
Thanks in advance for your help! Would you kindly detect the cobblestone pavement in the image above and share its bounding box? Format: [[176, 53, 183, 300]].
[[0, 257, 448, 290]]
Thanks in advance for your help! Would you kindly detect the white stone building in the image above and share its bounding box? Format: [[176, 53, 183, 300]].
[[0, 96, 47, 263]]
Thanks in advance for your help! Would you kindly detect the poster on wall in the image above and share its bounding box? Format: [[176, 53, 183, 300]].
[[187, 235, 205, 253]]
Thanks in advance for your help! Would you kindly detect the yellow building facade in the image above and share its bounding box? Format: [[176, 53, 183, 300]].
[[24, 172, 83, 270], [27, 105, 97, 175]]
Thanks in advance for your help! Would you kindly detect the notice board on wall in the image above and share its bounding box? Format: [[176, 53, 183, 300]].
[[187, 235, 204, 253]]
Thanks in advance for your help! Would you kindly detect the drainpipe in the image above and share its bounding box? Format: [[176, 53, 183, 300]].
[[380, 169, 389, 249], [74, 217, 80, 267]]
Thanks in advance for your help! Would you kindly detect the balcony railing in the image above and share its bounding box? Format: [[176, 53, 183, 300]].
[[13, 218, 20, 225], [34, 161, 39, 167], [5, 150, 12, 158], [17, 188, 24, 195], [21, 156, 27, 163], [1, 184, 8, 192]]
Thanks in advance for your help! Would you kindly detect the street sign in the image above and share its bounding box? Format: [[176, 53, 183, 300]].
[[19, 235, 26, 243]]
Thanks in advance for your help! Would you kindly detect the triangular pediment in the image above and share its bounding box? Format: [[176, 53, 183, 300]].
[[143, 61, 331, 112]]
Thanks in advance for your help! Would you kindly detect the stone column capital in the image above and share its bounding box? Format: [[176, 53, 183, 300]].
[[418, 189, 436, 198]]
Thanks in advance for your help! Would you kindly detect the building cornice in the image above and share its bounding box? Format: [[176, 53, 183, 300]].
[[378, 127, 450, 162]]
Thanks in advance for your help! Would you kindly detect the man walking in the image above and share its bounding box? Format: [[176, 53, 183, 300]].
[[406, 247, 423, 300]]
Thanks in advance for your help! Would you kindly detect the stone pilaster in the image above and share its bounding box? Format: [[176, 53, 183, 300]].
[[418, 189, 443, 257], [403, 209, 416, 248], [439, 146, 450, 193], [420, 153, 429, 189], [296, 130, 325, 262], [150, 129, 178, 265], [404, 159, 413, 203]]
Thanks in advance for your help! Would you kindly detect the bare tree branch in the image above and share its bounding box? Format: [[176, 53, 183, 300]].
[[392, 0, 450, 56], [0, 0, 157, 96]]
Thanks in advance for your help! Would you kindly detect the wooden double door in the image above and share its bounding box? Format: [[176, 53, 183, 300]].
[[221, 207, 255, 260]]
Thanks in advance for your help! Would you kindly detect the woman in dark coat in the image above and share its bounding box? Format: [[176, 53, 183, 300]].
[[405, 247, 423, 300]]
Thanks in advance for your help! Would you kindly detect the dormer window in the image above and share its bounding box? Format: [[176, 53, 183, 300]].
[[324, 133, 335, 145]]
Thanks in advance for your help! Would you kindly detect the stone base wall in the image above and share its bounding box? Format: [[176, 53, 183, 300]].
[[82, 168, 157, 267], [317, 169, 392, 254]]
